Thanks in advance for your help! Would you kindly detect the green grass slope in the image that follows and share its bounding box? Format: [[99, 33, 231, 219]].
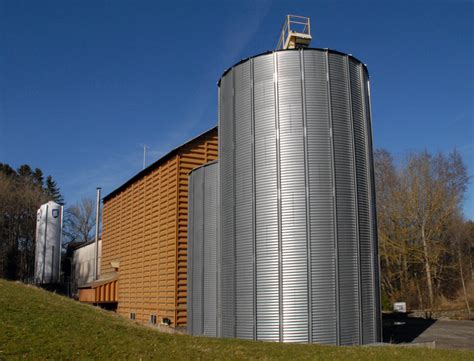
[[0, 279, 472, 360]]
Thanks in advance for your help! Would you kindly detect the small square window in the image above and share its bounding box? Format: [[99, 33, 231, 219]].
[[130, 313, 136, 320]]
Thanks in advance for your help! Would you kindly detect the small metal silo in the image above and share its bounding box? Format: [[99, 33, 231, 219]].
[[218, 48, 381, 345], [34, 201, 63, 284], [187, 161, 219, 337]]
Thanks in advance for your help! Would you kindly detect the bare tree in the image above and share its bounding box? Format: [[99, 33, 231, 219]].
[[375, 149, 471, 310], [401, 151, 468, 307], [63, 198, 96, 245], [455, 217, 471, 314]]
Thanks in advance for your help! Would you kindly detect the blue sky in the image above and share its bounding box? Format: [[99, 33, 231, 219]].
[[1, 1, 473, 219]]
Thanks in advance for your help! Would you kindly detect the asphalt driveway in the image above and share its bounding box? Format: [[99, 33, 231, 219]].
[[383, 316, 474, 351]]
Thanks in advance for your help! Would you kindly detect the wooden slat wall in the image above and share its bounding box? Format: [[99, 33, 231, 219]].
[[101, 129, 218, 326], [94, 280, 118, 303], [78, 280, 118, 303]]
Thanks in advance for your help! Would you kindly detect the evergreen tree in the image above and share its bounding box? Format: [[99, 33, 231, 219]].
[[17, 164, 34, 182], [45, 175, 64, 205], [32, 168, 44, 188], [0, 162, 65, 280], [0, 163, 16, 177]]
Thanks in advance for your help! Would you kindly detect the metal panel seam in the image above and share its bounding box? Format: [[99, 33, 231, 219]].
[[360, 64, 375, 342], [42, 204, 50, 283], [273, 51, 283, 343], [346, 56, 363, 345], [232, 68, 237, 338], [188, 174, 193, 334], [216, 163, 221, 337], [300, 49, 312, 343], [217, 86, 222, 338], [250, 58, 257, 341], [325, 50, 340, 345], [366, 78, 382, 342]]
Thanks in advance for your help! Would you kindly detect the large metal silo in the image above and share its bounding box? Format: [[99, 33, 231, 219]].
[[218, 48, 381, 345], [34, 201, 63, 284], [187, 161, 219, 337]]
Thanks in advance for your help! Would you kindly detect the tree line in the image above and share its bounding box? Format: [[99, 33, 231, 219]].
[[0, 163, 97, 281], [375, 149, 473, 312], [0, 163, 63, 280]]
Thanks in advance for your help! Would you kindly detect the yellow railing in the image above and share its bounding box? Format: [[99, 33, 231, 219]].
[[276, 15, 311, 50]]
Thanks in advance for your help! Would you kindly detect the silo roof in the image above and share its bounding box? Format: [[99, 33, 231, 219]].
[[218, 47, 369, 86], [189, 159, 218, 174]]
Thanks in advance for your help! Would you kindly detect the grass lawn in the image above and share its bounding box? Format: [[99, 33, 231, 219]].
[[0, 279, 472, 360]]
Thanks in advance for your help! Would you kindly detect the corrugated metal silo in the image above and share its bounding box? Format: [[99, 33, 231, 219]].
[[187, 161, 219, 337], [34, 201, 63, 284], [218, 48, 381, 345]]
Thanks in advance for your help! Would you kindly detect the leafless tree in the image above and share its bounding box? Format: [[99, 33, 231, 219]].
[[375, 149, 471, 311], [63, 198, 96, 245]]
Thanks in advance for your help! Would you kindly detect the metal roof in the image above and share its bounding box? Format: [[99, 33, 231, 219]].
[[67, 240, 96, 251], [218, 47, 369, 86], [188, 159, 218, 175], [103, 126, 217, 203], [77, 272, 119, 289]]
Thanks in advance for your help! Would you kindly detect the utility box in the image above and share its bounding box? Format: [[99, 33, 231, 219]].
[[393, 302, 407, 313]]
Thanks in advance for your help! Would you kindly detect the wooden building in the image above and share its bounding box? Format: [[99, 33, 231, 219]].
[[98, 127, 218, 326]]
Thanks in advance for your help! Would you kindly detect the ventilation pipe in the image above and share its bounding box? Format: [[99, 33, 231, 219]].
[[95, 187, 101, 281]]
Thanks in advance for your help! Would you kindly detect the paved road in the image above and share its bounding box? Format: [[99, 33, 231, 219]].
[[413, 319, 474, 351], [383, 317, 474, 351]]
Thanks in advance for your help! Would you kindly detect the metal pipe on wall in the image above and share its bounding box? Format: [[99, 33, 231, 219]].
[[95, 187, 102, 281]]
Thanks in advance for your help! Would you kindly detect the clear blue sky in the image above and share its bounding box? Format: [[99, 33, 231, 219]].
[[1, 1, 473, 219]]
